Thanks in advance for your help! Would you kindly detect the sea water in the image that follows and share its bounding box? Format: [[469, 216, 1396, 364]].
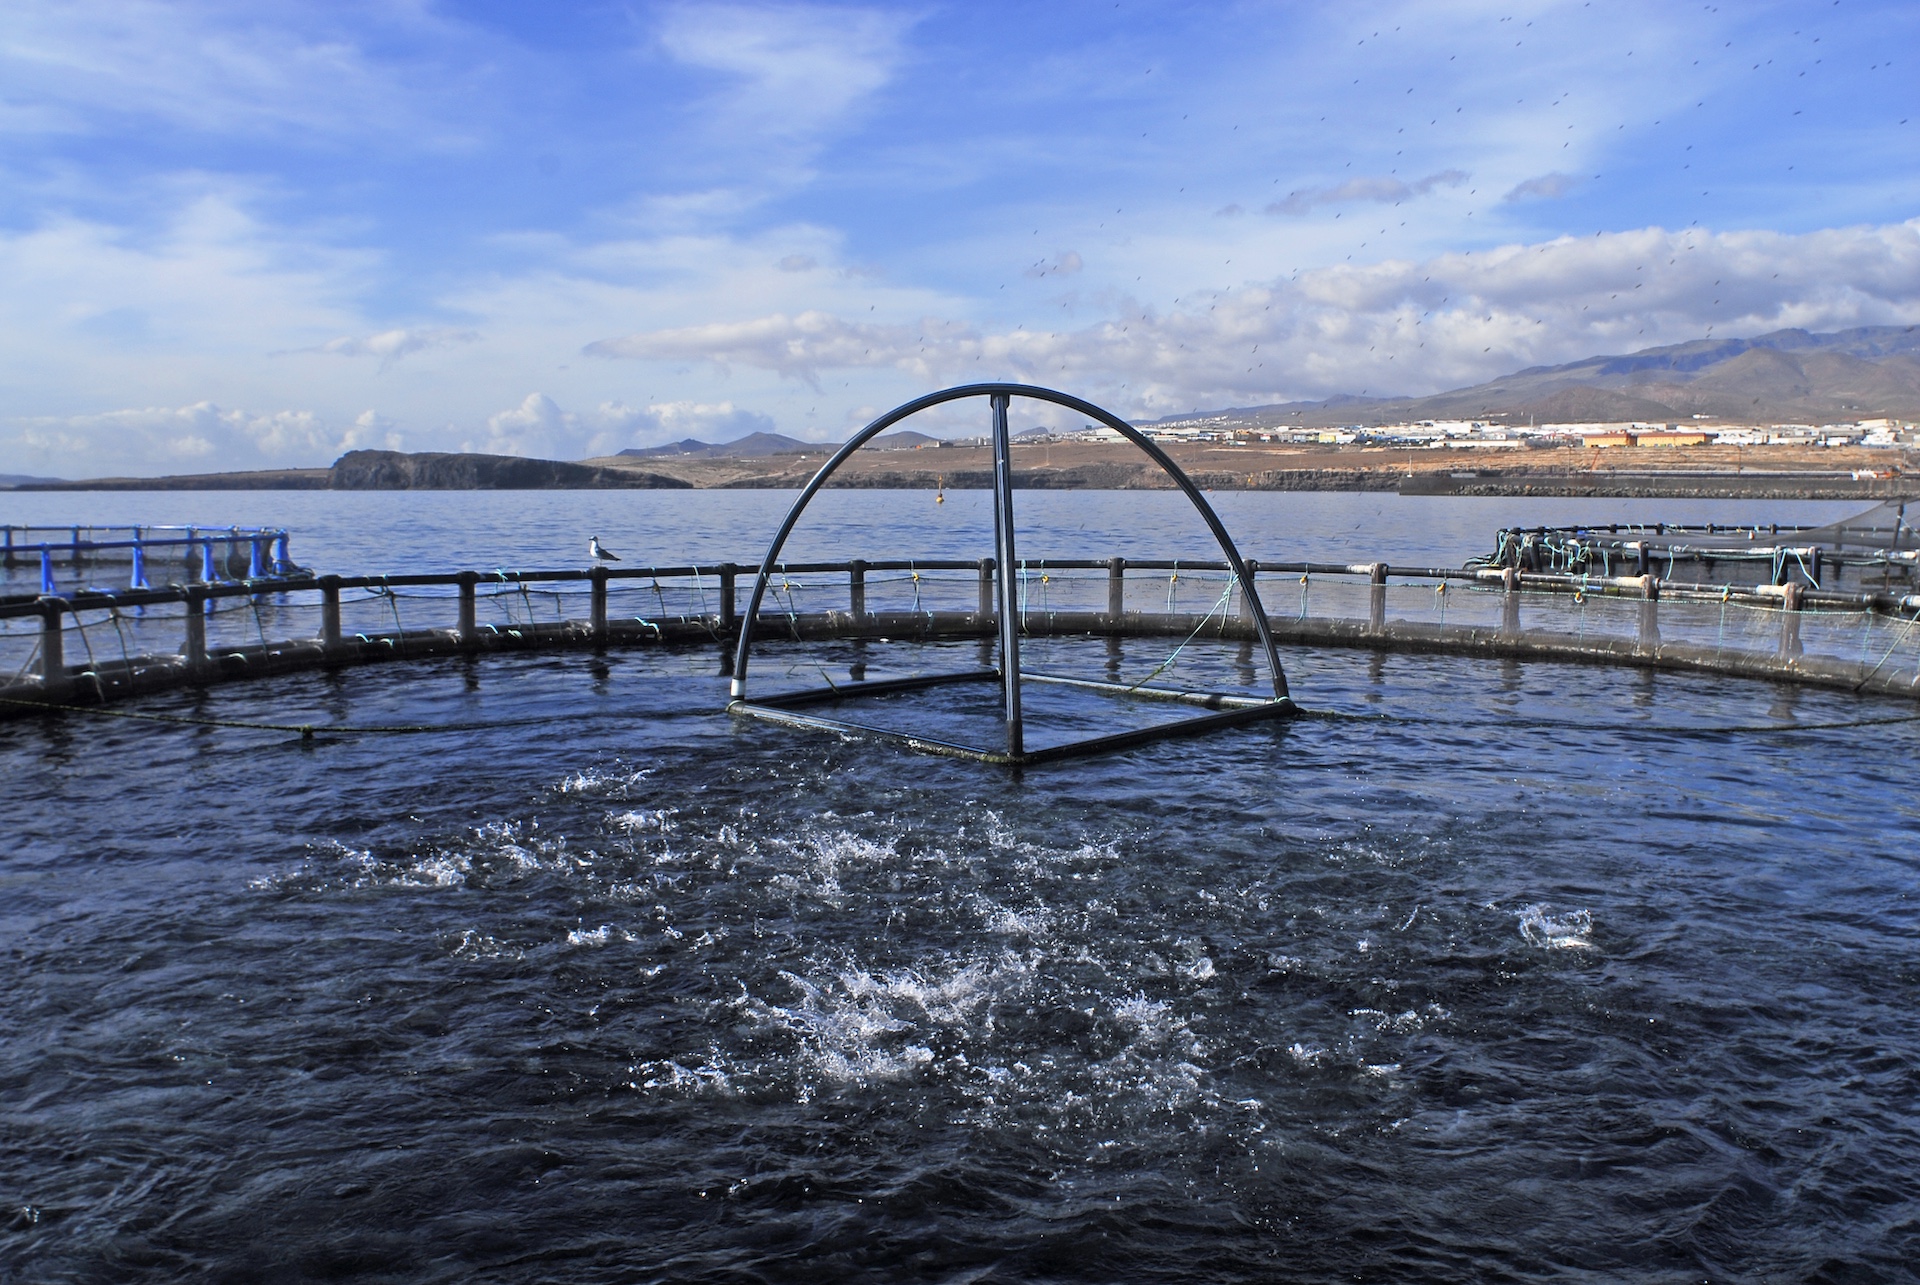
[[2, 491, 1915, 1281]]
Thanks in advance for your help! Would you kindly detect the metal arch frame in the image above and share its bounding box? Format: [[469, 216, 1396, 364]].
[[727, 383, 1296, 764]]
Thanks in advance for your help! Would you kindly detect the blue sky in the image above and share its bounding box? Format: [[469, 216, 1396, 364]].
[[2, 0, 1916, 475]]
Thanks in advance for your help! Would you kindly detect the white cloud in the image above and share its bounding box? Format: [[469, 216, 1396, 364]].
[[583, 220, 1920, 415], [612, 399, 775, 443], [464, 393, 772, 458], [0, 0, 459, 144], [340, 409, 403, 451], [303, 327, 480, 368], [2, 401, 340, 477], [1267, 169, 1470, 217], [584, 311, 979, 386], [1505, 173, 1582, 203], [655, 3, 912, 171]]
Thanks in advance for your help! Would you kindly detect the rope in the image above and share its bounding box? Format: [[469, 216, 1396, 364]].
[[0, 693, 701, 737], [1128, 579, 1236, 692], [1303, 704, 1920, 736], [68, 609, 99, 670], [1854, 606, 1920, 691]]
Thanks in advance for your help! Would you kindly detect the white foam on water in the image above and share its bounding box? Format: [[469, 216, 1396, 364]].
[[449, 929, 523, 961], [248, 839, 376, 891], [566, 924, 628, 948], [555, 764, 656, 799], [1515, 903, 1595, 949], [1288, 1043, 1330, 1067], [736, 952, 1036, 1096], [608, 807, 678, 835]]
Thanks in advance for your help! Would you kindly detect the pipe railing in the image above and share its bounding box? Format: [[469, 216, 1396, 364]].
[[3, 556, 1918, 713]]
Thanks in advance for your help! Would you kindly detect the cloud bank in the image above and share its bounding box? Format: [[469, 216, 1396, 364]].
[[586, 220, 1920, 416]]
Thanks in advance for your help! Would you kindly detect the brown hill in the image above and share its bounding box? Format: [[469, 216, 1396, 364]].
[[1171, 325, 1920, 429]]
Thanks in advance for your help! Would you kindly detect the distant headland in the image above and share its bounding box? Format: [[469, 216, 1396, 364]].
[[11, 326, 1918, 498]]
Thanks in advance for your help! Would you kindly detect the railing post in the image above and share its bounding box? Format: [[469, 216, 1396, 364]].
[[184, 587, 208, 672], [39, 547, 54, 596], [978, 557, 996, 619], [273, 532, 291, 574], [1637, 574, 1660, 651], [70, 525, 82, 569], [39, 597, 67, 694], [848, 559, 867, 620], [1237, 557, 1260, 621], [1106, 556, 1126, 621], [1780, 581, 1803, 657], [320, 576, 343, 652], [590, 566, 608, 643], [719, 563, 737, 632], [1501, 566, 1520, 638], [248, 536, 265, 579], [457, 571, 477, 648], [1369, 562, 1389, 633]]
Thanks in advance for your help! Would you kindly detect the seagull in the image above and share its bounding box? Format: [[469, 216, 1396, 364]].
[[588, 535, 621, 563]]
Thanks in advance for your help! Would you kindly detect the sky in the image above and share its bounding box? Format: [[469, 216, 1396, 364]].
[[1, 0, 1916, 476]]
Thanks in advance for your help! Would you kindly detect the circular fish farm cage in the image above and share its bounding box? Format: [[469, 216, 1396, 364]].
[[5, 390, 1920, 1282]]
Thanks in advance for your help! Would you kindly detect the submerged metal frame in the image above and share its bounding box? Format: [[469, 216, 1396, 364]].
[[727, 383, 1295, 764]]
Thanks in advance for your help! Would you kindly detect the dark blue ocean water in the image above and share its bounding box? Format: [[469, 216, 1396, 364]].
[[4, 492, 1917, 1281]]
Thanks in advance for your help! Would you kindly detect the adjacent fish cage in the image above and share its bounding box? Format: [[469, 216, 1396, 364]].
[[1, 525, 298, 597], [1478, 501, 1917, 594]]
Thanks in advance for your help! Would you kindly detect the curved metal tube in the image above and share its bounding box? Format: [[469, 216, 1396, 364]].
[[729, 383, 1290, 702]]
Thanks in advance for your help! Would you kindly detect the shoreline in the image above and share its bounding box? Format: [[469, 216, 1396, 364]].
[[12, 441, 1915, 501]]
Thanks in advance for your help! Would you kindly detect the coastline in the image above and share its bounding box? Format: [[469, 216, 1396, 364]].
[[12, 441, 1915, 500]]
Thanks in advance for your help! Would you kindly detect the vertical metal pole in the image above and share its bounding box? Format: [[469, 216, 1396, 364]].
[[40, 598, 66, 690], [848, 559, 867, 620], [1237, 558, 1260, 621], [590, 566, 608, 643], [1780, 581, 1803, 657], [1369, 562, 1389, 633], [990, 393, 1023, 758], [1637, 574, 1660, 651], [185, 588, 207, 671], [321, 577, 343, 652], [1500, 566, 1520, 638], [978, 557, 995, 619], [70, 525, 81, 569], [457, 572, 477, 647], [1106, 556, 1126, 621], [719, 564, 737, 632]]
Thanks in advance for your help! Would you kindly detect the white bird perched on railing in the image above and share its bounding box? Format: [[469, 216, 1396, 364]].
[[588, 535, 621, 563]]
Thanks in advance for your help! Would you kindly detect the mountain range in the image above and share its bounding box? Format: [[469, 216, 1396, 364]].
[[617, 428, 938, 458], [1158, 324, 1920, 430]]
